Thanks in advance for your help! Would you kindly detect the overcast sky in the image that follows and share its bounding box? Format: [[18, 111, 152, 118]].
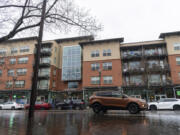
[[44, 0, 180, 43]]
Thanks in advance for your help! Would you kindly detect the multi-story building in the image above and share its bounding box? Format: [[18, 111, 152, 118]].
[[0, 37, 37, 103], [1, 31, 180, 103], [81, 31, 180, 101]]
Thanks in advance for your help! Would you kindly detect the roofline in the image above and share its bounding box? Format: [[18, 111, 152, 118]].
[[159, 31, 180, 38], [55, 35, 94, 43], [3, 36, 38, 43], [79, 37, 124, 46], [121, 39, 165, 46]]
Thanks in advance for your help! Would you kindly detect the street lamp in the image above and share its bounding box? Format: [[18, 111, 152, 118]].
[[98, 69, 101, 90], [12, 75, 17, 101]]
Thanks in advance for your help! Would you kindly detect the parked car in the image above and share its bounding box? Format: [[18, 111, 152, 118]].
[[56, 99, 85, 110], [89, 91, 147, 114], [148, 98, 180, 111], [0, 101, 24, 110], [25, 101, 51, 110]]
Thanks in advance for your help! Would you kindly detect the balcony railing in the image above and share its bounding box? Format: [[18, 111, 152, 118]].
[[123, 82, 145, 87], [144, 52, 167, 58], [39, 61, 51, 67], [123, 67, 145, 74], [121, 53, 142, 60], [38, 85, 49, 90], [40, 48, 52, 56], [38, 73, 50, 79], [146, 64, 170, 72]]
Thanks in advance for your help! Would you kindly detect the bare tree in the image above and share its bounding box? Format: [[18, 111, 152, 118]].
[[0, 0, 102, 43]]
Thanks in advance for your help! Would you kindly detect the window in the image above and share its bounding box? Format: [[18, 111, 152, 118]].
[[91, 50, 99, 57], [6, 81, 13, 88], [40, 57, 51, 64], [0, 58, 4, 65], [174, 43, 180, 50], [103, 49, 111, 56], [91, 77, 100, 84], [91, 63, 100, 71], [38, 80, 49, 89], [130, 75, 143, 85], [9, 58, 16, 64], [17, 68, 27, 76], [53, 69, 56, 76], [148, 74, 161, 84], [8, 69, 14, 76], [52, 81, 56, 88], [103, 76, 113, 84], [18, 57, 28, 64], [96, 91, 112, 97], [15, 80, 25, 88], [39, 68, 50, 76], [103, 62, 112, 70], [147, 60, 159, 68], [11, 48, 18, 54], [0, 49, 7, 55], [0, 70, 2, 76], [176, 57, 180, 65], [129, 61, 141, 69], [178, 73, 180, 80], [20, 46, 29, 52], [62, 46, 81, 81], [68, 82, 78, 89]]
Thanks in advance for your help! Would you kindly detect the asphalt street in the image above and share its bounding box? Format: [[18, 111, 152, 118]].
[[0, 110, 179, 135]]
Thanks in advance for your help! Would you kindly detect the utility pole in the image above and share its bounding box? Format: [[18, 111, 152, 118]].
[[28, 0, 46, 119]]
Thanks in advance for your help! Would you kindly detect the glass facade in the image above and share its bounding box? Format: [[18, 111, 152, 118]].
[[62, 45, 81, 81]]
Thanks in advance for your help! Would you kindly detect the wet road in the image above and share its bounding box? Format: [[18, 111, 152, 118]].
[[0, 110, 180, 135]]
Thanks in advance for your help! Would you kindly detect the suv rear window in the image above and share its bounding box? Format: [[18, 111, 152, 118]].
[[96, 92, 112, 97]]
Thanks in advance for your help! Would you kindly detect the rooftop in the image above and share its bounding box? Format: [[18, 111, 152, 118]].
[[79, 37, 124, 46], [159, 31, 180, 38]]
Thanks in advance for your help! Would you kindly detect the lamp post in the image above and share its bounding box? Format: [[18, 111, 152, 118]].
[[98, 69, 101, 90], [12, 75, 17, 101]]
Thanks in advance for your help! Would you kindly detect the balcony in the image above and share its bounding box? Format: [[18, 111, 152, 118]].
[[122, 82, 145, 87], [38, 73, 50, 79], [38, 86, 49, 90], [146, 64, 170, 73], [123, 67, 145, 74], [121, 53, 142, 61], [40, 48, 52, 56], [144, 52, 167, 59], [39, 61, 51, 67]]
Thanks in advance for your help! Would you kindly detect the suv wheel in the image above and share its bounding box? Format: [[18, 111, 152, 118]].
[[128, 103, 139, 114], [92, 103, 102, 114], [173, 105, 180, 111], [150, 105, 157, 111]]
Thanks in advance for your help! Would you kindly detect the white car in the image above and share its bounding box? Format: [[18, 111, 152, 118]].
[[148, 98, 180, 111], [0, 101, 24, 110]]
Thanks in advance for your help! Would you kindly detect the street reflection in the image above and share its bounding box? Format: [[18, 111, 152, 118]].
[[0, 111, 179, 135]]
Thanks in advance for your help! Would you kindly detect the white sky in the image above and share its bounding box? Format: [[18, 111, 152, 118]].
[[44, 0, 180, 42]]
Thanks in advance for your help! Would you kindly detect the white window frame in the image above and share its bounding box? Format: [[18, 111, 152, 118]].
[[18, 57, 28, 64], [176, 57, 180, 65], [91, 63, 100, 71], [15, 80, 25, 88], [20, 46, 30, 53], [174, 43, 180, 50], [91, 77, 100, 84], [103, 76, 113, 84]]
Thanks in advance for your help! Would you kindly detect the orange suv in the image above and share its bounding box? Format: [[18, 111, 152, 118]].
[[89, 91, 147, 114]]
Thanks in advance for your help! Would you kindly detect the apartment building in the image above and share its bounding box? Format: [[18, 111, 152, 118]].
[[1, 31, 180, 103], [81, 31, 180, 101], [0, 36, 93, 103], [80, 38, 124, 100], [0, 37, 37, 103]]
